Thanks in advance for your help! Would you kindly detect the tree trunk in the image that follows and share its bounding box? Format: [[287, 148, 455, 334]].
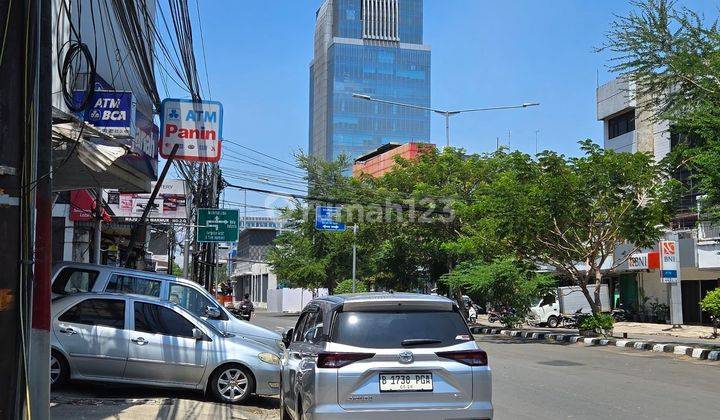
[[593, 268, 603, 314], [578, 276, 601, 315]]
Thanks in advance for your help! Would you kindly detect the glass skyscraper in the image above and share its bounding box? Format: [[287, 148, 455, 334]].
[[309, 0, 431, 162]]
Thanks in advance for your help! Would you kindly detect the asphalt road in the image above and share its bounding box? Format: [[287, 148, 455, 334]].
[[51, 311, 720, 419]]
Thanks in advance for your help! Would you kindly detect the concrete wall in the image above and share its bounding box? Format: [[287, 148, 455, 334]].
[[267, 288, 330, 313]]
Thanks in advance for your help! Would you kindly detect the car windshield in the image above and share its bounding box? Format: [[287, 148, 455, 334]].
[[331, 310, 471, 349]]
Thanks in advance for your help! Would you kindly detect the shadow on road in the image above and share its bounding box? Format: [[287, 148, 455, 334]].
[[52, 381, 279, 419]]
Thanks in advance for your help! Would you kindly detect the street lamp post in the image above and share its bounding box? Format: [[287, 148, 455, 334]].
[[352, 93, 539, 148]]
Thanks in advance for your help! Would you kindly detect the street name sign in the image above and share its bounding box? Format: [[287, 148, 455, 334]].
[[315, 206, 345, 231], [197, 209, 239, 243], [160, 98, 223, 162], [660, 240, 679, 283]]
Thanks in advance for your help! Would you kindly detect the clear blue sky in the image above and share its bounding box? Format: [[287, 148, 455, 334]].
[[169, 0, 719, 213]]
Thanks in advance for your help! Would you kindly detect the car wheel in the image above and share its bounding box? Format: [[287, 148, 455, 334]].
[[50, 351, 69, 388], [210, 365, 254, 404], [547, 316, 559, 328]]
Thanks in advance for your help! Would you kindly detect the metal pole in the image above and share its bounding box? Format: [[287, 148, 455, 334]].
[[123, 144, 179, 267], [244, 189, 247, 230], [93, 188, 103, 264], [182, 223, 190, 277], [29, 0, 52, 416], [444, 113, 450, 148], [352, 225, 357, 292]]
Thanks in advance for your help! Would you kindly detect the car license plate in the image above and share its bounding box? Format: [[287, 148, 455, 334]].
[[379, 373, 433, 392]]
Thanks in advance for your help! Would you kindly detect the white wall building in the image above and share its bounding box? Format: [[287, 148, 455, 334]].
[[597, 77, 720, 324]]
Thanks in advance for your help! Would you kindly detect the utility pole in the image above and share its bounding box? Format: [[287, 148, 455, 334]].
[[352, 225, 358, 293], [535, 129, 540, 155], [93, 188, 103, 264], [123, 144, 179, 268], [29, 0, 53, 418], [0, 0, 39, 418]]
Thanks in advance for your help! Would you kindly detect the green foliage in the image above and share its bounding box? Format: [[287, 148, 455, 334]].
[[442, 258, 556, 324], [700, 289, 720, 318], [578, 313, 615, 333], [269, 141, 673, 312], [333, 279, 368, 295]]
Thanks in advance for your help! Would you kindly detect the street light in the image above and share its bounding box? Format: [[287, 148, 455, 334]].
[[352, 93, 540, 147]]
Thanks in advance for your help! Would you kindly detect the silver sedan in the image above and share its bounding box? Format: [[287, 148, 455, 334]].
[[51, 293, 281, 404]]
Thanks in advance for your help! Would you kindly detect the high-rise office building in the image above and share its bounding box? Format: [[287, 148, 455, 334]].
[[309, 0, 431, 162]]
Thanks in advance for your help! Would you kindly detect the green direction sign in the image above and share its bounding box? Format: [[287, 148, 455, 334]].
[[197, 208, 239, 243]]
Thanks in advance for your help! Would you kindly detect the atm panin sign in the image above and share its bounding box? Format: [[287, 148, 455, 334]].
[[160, 99, 223, 162]]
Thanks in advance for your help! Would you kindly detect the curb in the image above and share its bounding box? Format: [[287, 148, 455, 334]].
[[470, 326, 720, 364]]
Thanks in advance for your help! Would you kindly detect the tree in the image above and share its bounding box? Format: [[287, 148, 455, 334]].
[[700, 289, 720, 337], [333, 279, 368, 295], [466, 142, 678, 313], [602, 0, 720, 219], [442, 258, 555, 328]]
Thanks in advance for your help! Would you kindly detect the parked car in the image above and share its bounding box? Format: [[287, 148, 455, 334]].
[[51, 262, 282, 352], [279, 292, 493, 420], [50, 293, 281, 403]]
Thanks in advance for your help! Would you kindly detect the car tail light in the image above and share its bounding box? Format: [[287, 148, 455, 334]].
[[436, 350, 488, 366], [316, 352, 375, 368]]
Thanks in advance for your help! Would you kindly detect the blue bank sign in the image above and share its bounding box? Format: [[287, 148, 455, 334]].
[[74, 90, 136, 138], [315, 206, 345, 231]]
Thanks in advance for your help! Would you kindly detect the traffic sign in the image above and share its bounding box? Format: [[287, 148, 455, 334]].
[[315, 206, 345, 231], [160, 98, 223, 162], [197, 209, 239, 242]]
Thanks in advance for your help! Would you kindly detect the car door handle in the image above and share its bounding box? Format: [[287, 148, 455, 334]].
[[131, 337, 148, 345], [59, 327, 77, 335]]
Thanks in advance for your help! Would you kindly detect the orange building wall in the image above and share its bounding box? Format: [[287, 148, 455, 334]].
[[352, 142, 434, 178]]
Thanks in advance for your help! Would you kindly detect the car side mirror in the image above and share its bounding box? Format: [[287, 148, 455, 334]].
[[205, 306, 222, 319], [192, 328, 204, 340], [282, 328, 294, 347]]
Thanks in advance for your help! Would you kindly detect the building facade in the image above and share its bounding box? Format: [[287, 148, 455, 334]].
[[352, 141, 433, 177], [597, 77, 720, 325], [309, 0, 431, 162]]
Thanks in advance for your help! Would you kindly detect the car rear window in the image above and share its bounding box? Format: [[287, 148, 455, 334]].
[[52, 268, 99, 295], [331, 310, 471, 349]]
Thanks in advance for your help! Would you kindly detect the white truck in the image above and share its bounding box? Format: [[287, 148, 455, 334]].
[[529, 284, 610, 328]]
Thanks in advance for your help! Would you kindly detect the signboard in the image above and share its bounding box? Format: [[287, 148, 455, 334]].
[[69, 189, 111, 222], [74, 90, 136, 138], [197, 209, 239, 243], [628, 251, 660, 270], [315, 206, 345, 231], [160, 98, 223, 162], [660, 241, 679, 283], [106, 179, 188, 222]]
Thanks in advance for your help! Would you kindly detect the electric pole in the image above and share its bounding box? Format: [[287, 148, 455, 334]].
[[0, 0, 42, 418]]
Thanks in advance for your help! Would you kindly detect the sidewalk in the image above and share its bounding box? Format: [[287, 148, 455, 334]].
[[476, 315, 720, 348]]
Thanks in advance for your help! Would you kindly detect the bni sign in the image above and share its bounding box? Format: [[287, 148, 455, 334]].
[[160, 99, 223, 162], [660, 240, 679, 283]]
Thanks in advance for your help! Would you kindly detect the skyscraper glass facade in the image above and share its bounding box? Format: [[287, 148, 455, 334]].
[[309, 0, 431, 162]]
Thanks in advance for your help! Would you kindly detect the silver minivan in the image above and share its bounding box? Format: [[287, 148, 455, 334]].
[[51, 262, 282, 352], [279, 293, 493, 420]]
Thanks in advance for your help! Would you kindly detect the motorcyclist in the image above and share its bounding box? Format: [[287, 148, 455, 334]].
[[241, 293, 253, 309]]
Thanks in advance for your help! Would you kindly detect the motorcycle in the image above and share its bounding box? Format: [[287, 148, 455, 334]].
[[237, 301, 254, 321]]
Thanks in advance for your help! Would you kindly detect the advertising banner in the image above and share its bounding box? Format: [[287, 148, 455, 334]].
[[106, 179, 188, 222]]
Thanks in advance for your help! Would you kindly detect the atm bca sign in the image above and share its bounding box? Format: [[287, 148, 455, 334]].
[[160, 99, 223, 162]]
